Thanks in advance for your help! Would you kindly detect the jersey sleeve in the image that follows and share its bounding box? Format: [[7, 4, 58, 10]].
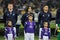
[[56, 9, 60, 24], [34, 22, 36, 32], [48, 28, 51, 39], [38, 12, 42, 24], [41, 28, 44, 39], [24, 22, 27, 32], [5, 27, 8, 38], [49, 12, 52, 21]]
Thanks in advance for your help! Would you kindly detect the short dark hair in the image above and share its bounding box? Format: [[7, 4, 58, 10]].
[[28, 14, 33, 17], [44, 21, 48, 24], [26, 6, 33, 12], [43, 5, 48, 8], [41, 4, 49, 11], [8, 3, 13, 6], [6, 20, 12, 25]]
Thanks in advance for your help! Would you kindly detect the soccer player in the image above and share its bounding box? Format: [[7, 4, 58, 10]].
[[3, 3, 17, 27], [5, 20, 15, 40], [41, 21, 50, 40], [3, 3, 17, 37], [24, 14, 36, 40], [38, 5, 52, 40]]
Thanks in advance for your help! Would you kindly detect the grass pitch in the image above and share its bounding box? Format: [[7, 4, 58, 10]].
[[0, 36, 57, 40]]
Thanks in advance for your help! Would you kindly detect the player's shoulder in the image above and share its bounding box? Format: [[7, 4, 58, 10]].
[[48, 28, 50, 30], [25, 21, 28, 24], [5, 27, 8, 31], [42, 28, 44, 30], [41, 28, 44, 32], [39, 11, 43, 14]]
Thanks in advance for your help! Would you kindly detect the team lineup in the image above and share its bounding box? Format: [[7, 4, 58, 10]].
[[3, 3, 60, 40]]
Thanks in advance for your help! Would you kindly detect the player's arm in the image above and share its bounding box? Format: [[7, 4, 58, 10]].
[[38, 12, 42, 24], [15, 12, 18, 23], [34, 22, 36, 30], [13, 28, 15, 38], [56, 9, 59, 29], [49, 12, 52, 21], [48, 28, 51, 40], [3, 12, 6, 24], [5, 27, 8, 39], [41, 29, 43, 39], [24, 22, 27, 33]]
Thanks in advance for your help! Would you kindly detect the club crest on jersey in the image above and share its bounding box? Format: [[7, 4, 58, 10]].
[[48, 14, 50, 17], [29, 26, 33, 28], [43, 15, 44, 17], [30, 23, 32, 25], [13, 14, 15, 16]]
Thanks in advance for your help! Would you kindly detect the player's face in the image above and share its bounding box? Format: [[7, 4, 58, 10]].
[[21, 10, 26, 15], [8, 21, 12, 26], [29, 16, 33, 20], [43, 6, 48, 11], [28, 7, 32, 12], [8, 4, 13, 10], [44, 22, 48, 28]]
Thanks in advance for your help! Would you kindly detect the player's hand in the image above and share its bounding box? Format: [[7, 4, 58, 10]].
[[56, 24, 59, 30], [56, 26, 59, 30]]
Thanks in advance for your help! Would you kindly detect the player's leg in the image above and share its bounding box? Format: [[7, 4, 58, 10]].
[[7, 34, 13, 40], [30, 33, 34, 40], [16, 25, 20, 36], [43, 36, 48, 40], [25, 33, 30, 40]]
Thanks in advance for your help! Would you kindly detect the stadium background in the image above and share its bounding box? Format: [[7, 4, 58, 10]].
[[0, 0, 60, 40]]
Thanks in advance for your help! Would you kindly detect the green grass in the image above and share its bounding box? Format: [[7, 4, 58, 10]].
[[0, 36, 57, 40], [0, 23, 4, 28], [50, 21, 56, 28]]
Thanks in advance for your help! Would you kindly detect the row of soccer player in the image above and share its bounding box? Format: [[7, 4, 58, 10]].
[[5, 14, 50, 40], [3, 3, 60, 40]]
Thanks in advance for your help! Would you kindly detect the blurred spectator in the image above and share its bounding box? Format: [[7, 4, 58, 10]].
[[32, 8, 40, 35], [21, 0, 26, 4], [22, 4, 27, 9], [16, 10, 23, 37], [27, 0, 34, 4], [1, 0, 8, 13]]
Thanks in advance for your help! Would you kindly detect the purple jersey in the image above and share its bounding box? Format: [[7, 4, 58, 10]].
[[5, 27, 15, 38], [41, 28, 50, 39], [24, 21, 36, 33]]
